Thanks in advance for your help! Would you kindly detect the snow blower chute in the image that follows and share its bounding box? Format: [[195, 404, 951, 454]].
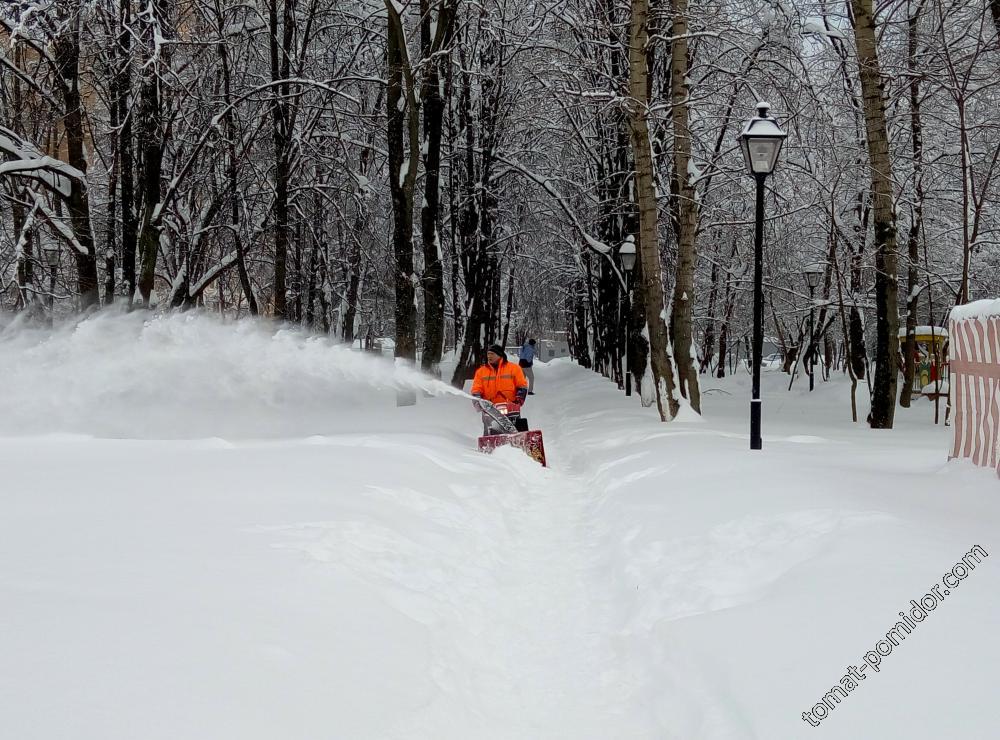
[[476, 401, 547, 467]]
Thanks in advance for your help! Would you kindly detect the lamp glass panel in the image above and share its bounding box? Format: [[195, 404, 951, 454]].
[[619, 241, 636, 272], [748, 139, 779, 174]]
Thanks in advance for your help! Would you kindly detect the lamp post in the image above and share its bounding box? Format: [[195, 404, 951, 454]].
[[105, 247, 116, 305], [44, 244, 59, 315], [803, 264, 823, 392], [619, 236, 637, 397], [738, 102, 787, 450]]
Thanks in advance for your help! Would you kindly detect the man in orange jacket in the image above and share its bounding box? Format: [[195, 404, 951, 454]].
[[471, 344, 529, 408]]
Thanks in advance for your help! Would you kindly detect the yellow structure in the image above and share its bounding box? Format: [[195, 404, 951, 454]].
[[898, 326, 949, 395]]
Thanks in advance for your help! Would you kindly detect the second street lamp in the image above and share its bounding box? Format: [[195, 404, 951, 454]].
[[44, 244, 59, 315], [803, 264, 823, 392], [738, 102, 787, 451], [619, 236, 637, 397]]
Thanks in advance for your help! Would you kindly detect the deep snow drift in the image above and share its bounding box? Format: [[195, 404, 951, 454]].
[[1, 313, 997, 739]]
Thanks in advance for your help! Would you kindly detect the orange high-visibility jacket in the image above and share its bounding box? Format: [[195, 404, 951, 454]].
[[471, 358, 528, 404]]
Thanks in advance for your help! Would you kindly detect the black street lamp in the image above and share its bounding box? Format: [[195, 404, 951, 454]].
[[738, 102, 787, 450], [803, 264, 823, 392], [619, 236, 637, 397], [44, 244, 59, 315]]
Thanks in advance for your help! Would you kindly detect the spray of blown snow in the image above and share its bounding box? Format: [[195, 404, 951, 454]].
[[0, 310, 470, 439]]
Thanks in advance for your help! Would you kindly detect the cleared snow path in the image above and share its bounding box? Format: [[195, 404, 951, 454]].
[[263, 419, 660, 738], [378, 444, 654, 738]]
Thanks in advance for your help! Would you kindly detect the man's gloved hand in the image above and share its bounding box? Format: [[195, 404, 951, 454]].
[[472, 395, 483, 412], [515, 388, 527, 404]]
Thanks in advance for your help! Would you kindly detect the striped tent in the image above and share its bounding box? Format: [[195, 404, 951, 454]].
[[949, 301, 1000, 474]]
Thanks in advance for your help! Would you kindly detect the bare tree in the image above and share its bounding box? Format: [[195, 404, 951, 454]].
[[419, 0, 457, 376], [628, 0, 678, 421], [386, 0, 420, 363], [666, 0, 700, 414], [851, 0, 900, 428]]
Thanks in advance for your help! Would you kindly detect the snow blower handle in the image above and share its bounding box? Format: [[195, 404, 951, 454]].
[[476, 400, 519, 435]]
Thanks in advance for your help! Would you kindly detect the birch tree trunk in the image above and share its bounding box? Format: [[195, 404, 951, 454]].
[[628, 0, 678, 421], [851, 0, 900, 428], [668, 0, 701, 413]]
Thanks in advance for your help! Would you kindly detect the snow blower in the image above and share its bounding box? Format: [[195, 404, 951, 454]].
[[476, 400, 547, 467]]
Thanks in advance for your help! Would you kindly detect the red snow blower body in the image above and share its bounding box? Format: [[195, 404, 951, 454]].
[[476, 401, 547, 467]]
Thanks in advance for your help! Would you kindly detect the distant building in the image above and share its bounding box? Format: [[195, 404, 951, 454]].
[[537, 336, 570, 362], [505, 336, 569, 362]]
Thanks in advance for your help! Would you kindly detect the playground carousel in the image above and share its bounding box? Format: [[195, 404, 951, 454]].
[[898, 326, 949, 399]]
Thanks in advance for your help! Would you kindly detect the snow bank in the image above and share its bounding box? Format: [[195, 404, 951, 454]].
[[545, 364, 998, 739]]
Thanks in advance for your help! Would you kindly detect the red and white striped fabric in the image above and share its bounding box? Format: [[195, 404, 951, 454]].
[[949, 302, 1000, 474]]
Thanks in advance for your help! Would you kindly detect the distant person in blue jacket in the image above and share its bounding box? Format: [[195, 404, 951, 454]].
[[518, 338, 537, 395]]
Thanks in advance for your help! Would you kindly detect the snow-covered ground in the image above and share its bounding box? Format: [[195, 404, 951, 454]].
[[1, 313, 998, 739]]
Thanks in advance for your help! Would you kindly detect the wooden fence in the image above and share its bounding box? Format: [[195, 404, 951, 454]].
[[950, 306, 1000, 475]]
